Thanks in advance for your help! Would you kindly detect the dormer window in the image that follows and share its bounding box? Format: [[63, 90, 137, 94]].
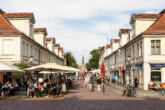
[[30, 24, 33, 38], [132, 24, 135, 37]]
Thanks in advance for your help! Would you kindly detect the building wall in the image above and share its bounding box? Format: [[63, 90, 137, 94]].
[[34, 33, 44, 47], [8, 19, 34, 39], [0, 36, 21, 64]]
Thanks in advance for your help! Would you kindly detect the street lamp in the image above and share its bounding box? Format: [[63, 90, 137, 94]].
[[127, 55, 131, 86], [29, 55, 34, 66]]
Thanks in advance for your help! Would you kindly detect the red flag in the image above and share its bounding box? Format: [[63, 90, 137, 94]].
[[101, 62, 105, 76]]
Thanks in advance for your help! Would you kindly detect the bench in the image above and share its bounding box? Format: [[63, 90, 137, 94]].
[[148, 83, 165, 91]]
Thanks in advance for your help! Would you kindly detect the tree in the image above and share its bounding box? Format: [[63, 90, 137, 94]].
[[12, 63, 29, 87], [65, 52, 78, 68], [86, 47, 102, 71]]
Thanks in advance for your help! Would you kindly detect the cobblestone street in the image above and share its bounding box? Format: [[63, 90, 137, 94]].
[[0, 80, 165, 110]]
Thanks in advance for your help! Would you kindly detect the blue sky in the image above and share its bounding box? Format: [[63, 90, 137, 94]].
[[0, 0, 165, 65]]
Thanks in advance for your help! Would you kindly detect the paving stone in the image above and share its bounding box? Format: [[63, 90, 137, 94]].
[[0, 80, 165, 110]]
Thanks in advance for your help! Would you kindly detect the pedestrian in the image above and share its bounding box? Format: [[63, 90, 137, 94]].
[[89, 78, 93, 92], [32, 76, 36, 84], [23, 75, 28, 90], [39, 77, 43, 85], [134, 76, 138, 88], [115, 75, 118, 84], [111, 75, 115, 83], [97, 77, 101, 92]]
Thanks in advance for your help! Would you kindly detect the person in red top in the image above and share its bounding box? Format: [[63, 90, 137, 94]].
[[37, 84, 41, 90]]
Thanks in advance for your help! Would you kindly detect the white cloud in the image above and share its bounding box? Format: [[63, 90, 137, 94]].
[[1, 0, 165, 65]]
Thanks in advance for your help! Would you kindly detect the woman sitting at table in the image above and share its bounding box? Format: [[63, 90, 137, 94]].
[[9, 84, 15, 96], [37, 84, 44, 96]]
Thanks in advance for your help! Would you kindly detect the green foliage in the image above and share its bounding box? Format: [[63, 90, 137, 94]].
[[65, 52, 78, 68], [12, 63, 29, 86], [86, 47, 102, 71]]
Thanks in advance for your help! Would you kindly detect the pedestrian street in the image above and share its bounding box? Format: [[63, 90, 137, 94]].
[[0, 80, 165, 110]]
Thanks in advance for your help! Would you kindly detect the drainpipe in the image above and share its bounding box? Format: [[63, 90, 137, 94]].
[[115, 52, 116, 75], [39, 47, 41, 65], [49, 53, 50, 63]]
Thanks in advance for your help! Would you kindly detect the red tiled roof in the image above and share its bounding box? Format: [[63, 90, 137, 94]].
[[133, 13, 161, 18], [62, 52, 65, 55], [114, 39, 120, 42], [106, 45, 111, 48], [34, 28, 46, 32], [59, 47, 63, 51], [46, 38, 51, 41], [0, 9, 5, 14], [143, 13, 165, 34], [0, 13, 22, 34], [120, 29, 131, 33], [54, 44, 60, 47], [4, 12, 33, 17], [159, 9, 165, 14]]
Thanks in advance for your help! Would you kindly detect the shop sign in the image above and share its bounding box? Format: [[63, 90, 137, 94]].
[[150, 64, 165, 67], [0, 72, 7, 75], [136, 66, 143, 70], [126, 67, 131, 71], [0, 57, 12, 60]]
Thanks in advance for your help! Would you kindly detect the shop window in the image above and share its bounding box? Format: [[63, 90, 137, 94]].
[[151, 72, 161, 82], [151, 40, 160, 55]]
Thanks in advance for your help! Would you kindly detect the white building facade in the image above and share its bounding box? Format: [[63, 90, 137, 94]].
[[100, 9, 165, 90]]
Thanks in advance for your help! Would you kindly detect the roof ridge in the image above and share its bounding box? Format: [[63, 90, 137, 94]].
[[5, 12, 33, 14]]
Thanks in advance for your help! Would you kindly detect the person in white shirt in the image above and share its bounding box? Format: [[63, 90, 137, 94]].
[[33, 82, 37, 88], [39, 77, 43, 85]]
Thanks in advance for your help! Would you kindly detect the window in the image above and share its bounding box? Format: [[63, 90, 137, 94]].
[[151, 40, 160, 54], [129, 48, 131, 56], [132, 25, 135, 36], [137, 43, 139, 57], [31, 46, 33, 56], [140, 42, 142, 56], [30, 24, 33, 38], [26, 44, 28, 57], [23, 42, 25, 56], [3, 39, 13, 55], [133, 46, 134, 58]]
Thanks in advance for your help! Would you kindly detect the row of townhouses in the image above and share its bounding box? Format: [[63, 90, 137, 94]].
[[0, 9, 67, 83], [99, 9, 165, 90]]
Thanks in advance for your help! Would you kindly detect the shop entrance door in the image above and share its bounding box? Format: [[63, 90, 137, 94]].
[[122, 71, 125, 83]]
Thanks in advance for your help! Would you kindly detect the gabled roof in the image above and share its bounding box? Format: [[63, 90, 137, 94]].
[[59, 47, 63, 51], [34, 28, 48, 36], [106, 45, 111, 48], [54, 44, 60, 47], [120, 29, 131, 33], [143, 13, 165, 34], [46, 38, 51, 41], [114, 39, 120, 42], [0, 12, 22, 34], [133, 13, 161, 18], [4, 12, 33, 17]]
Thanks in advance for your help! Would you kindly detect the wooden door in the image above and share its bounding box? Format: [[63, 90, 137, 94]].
[[123, 72, 125, 83]]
